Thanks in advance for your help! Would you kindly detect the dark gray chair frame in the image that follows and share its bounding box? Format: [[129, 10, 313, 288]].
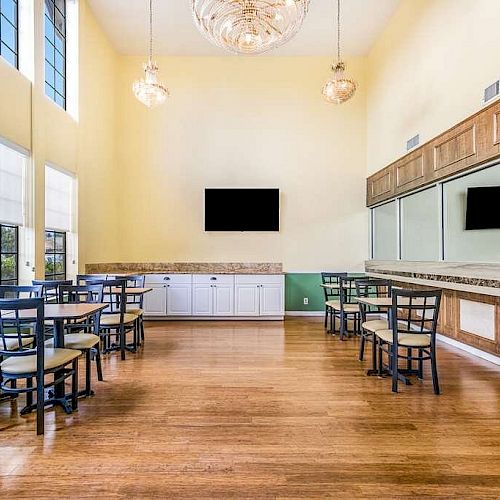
[[124, 275, 146, 345], [0, 298, 78, 435], [338, 277, 363, 341], [32, 279, 73, 303], [59, 284, 105, 397], [321, 272, 346, 333], [355, 278, 393, 367], [377, 288, 442, 394]]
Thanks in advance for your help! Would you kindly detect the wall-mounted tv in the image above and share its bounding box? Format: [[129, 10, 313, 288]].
[[204, 188, 280, 232], [465, 186, 500, 230]]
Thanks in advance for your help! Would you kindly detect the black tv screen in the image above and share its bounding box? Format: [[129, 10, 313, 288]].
[[465, 186, 500, 230], [205, 188, 280, 231]]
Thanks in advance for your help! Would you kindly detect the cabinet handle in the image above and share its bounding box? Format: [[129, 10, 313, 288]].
[[210, 277, 217, 281], [164, 276, 170, 281]]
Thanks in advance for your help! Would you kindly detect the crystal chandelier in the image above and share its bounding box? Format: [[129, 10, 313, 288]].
[[133, 0, 169, 108], [191, 0, 310, 55], [322, 0, 357, 104]]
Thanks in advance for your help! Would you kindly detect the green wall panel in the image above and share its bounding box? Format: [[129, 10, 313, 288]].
[[285, 273, 324, 312]]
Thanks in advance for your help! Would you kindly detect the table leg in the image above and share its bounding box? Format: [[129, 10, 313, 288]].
[[53, 318, 73, 413]]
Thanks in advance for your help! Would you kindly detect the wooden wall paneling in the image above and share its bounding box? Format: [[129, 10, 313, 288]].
[[477, 100, 500, 161], [367, 165, 395, 206], [394, 147, 430, 194], [432, 118, 478, 179]]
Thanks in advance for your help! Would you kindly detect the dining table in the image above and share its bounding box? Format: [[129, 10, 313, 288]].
[[2, 302, 108, 414]]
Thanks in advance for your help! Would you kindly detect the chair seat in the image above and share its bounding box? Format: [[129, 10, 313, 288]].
[[0, 335, 34, 351], [325, 300, 340, 309], [45, 333, 99, 350], [362, 319, 389, 333], [100, 313, 138, 326], [127, 308, 144, 316], [0, 348, 81, 375], [326, 300, 359, 313], [375, 329, 431, 347]]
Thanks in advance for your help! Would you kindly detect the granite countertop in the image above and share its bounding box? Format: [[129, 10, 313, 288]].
[[365, 260, 500, 296], [85, 262, 284, 275]]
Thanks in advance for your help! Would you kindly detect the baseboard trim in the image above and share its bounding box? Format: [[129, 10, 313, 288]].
[[145, 316, 284, 321], [436, 333, 500, 366], [285, 311, 324, 317]]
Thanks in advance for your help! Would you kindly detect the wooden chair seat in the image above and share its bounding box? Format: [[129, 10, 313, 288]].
[[126, 307, 144, 316], [361, 319, 389, 333], [326, 300, 359, 314], [100, 312, 138, 327], [376, 329, 431, 347], [1, 348, 81, 375], [45, 333, 100, 350]]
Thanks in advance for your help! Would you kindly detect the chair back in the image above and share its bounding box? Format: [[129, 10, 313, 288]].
[[355, 279, 392, 322], [32, 280, 73, 303], [123, 275, 145, 310], [339, 276, 362, 307], [59, 284, 104, 335], [76, 274, 107, 285], [321, 272, 347, 302], [0, 297, 44, 359], [0, 285, 43, 299], [85, 278, 127, 323], [391, 288, 442, 341]]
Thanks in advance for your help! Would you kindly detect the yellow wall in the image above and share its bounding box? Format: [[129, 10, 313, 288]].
[[0, 0, 119, 279], [115, 56, 368, 272], [367, 0, 500, 174]]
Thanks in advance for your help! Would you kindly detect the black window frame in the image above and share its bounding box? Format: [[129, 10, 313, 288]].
[[0, 0, 19, 69], [44, 0, 66, 109], [44, 229, 66, 280], [0, 223, 19, 285]]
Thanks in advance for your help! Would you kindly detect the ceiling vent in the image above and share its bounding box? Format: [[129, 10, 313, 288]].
[[406, 134, 420, 151], [484, 81, 500, 103]]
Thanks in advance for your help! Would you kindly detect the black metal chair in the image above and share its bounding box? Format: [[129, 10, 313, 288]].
[[0, 298, 80, 435], [376, 288, 442, 394], [0, 285, 43, 299], [44, 284, 104, 397], [32, 279, 73, 303], [321, 272, 346, 333], [337, 277, 362, 340], [76, 274, 107, 285], [355, 279, 393, 365], [124, 275, 146, 345], [86, 279, 138, 360]]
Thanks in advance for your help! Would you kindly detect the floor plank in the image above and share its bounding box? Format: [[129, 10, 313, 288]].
[[1, 318, 500, 498]]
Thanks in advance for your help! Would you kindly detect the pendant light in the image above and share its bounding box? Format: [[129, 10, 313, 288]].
[[322, 0, 357, 104], [133, 0, 169, 108], [191, 0, 310, 55]]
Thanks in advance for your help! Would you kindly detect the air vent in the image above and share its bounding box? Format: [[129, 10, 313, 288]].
[[406, 134, 420, 151], [484, 81, 500, 103]]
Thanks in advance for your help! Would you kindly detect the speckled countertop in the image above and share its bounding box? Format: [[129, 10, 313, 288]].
[[85, 262, 284, 275], [365, 260, 500, 296]]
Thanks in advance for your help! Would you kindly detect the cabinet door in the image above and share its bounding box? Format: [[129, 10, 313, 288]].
[[143, 284, 167, 316], [166, 284, 192, 316], [213, 284, 234, 316], [235, 285, 260, 316], [260, 284, 284, 316], [193, 284, 213, 316]]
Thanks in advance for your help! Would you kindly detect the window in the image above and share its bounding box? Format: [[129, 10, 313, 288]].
[[44, 0, 66, 109], [45, 165, 75, 280], [0, 0, 18, 68], [44, 229, 65, 280], [1, 224, 18, 284]]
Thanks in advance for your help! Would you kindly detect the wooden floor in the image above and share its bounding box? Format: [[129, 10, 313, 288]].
[[1, 318, 500, 498]]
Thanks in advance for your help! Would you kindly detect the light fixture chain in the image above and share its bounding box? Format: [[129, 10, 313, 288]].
[[149, 0, 153, 62], [337, 0, 341, 62]]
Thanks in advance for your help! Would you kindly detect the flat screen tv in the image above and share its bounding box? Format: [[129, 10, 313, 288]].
[[204, 188, 280, 231], [465, 186, 500, 230]]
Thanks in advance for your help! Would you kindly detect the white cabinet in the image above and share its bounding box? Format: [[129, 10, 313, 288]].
[[166, 284, 192, 316], [144, 273, 284, 319], [193, 275, 234, 316], [235, 275, 285, 317], [260, 284, 284, 316], [143, 284, 167, 316], [235, 284, 260, 316]]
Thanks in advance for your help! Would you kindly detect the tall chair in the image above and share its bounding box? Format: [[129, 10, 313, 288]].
[[321, 272, 346, 333], [0, 298, 80, 435], [87, 279, 138, 360], [32, 279, 73, 303], [124, 275, 146, 345], [376, 288, 442, 394], [45, 284, 104, 397], [355, 279, 392, 364], [337, 277, 361, 340]]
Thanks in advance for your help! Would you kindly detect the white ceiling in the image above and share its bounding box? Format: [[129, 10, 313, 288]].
[[87, 0, 402, 57]]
